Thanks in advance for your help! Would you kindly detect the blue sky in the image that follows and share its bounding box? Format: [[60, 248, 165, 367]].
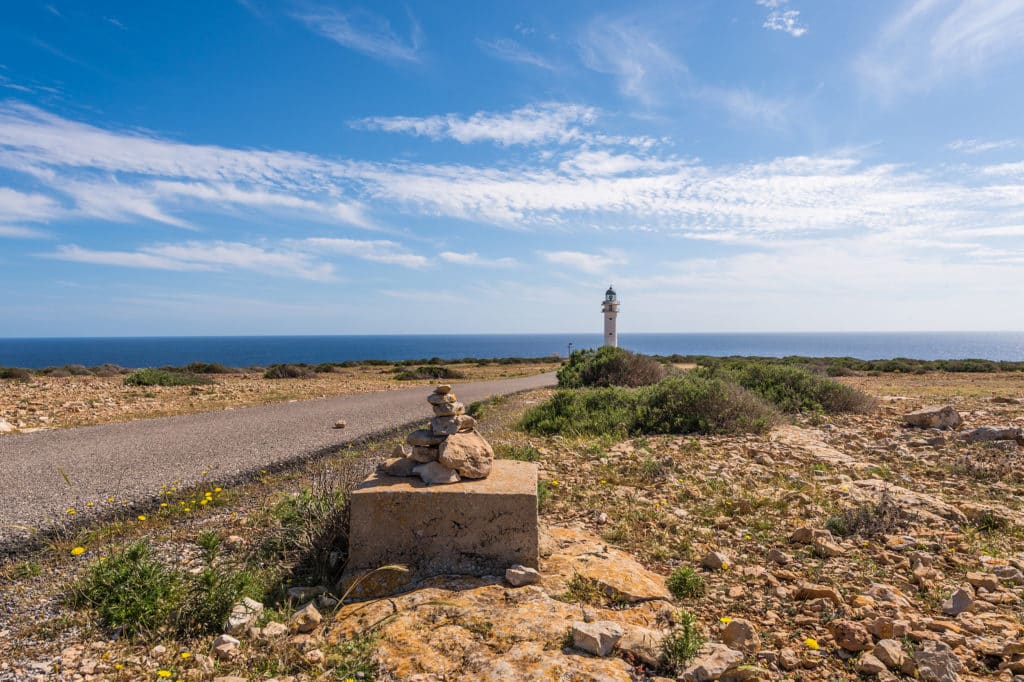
[[2, 0, 1024, 336]]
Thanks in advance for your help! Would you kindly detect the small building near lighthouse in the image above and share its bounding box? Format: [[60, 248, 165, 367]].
[[602, 285, 619, 347]]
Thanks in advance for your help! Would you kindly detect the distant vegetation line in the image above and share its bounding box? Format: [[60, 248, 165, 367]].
[[2, 352, 1024, 382]]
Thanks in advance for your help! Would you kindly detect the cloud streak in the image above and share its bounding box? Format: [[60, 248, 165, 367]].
[[293, 7, 422, 63]]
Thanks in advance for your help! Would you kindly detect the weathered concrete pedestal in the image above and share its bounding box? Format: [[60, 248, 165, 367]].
[[343, 459, 538, 597]]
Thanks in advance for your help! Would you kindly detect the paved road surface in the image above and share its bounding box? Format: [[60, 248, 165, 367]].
[[0, 373, 556, 548]]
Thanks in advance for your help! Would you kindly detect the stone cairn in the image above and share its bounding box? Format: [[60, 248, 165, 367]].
[[378, 384, 494, 484]]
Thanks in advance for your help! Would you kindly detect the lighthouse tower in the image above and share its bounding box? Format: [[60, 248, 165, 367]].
[[602, 285, 619, 347]]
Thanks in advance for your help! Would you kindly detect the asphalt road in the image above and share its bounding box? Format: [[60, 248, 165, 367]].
[[0, 372, 556, 548]]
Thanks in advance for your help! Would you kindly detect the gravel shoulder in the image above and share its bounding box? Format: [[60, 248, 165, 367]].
[[0, 372, 556, 548]]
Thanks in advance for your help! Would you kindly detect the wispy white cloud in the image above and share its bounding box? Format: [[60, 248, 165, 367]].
[[45, 241, 336, 281], [0, 225, 49, 239], [353, 103, 595, 146], [762, 10, 807, 37], [293, 237, 427, 268], [476, 38, 553, 70], [542, 250, 625, 274], [577, 13, 792, 125], [857, 0, 1024, 99], [947, 138, 1018, 154], [293, 7, 422, 63], [439, 251, 518, 267]]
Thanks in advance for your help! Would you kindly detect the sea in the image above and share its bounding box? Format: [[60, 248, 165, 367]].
[[1, 332, 1024, 369]]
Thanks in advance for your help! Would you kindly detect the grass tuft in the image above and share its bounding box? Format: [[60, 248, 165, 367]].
[[666, 566, 705, 600], [662, 609, 705, 672]]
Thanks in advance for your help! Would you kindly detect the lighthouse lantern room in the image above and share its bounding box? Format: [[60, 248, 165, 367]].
[[602, 285, 619, 347]]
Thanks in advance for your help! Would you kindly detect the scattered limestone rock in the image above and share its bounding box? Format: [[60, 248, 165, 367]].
[[288, 603, 322, 634], [856, 653, 888, 675], [505, 564, 541, 587], [941, 587, 974, 616], [874, 639, 907, 671], [966, 572, 999, 591], [406, 428, 445, 447], [795, 582, 844, 605], [767, 548, 790, 565], [224, 597, 263, 636], [213, 677, 248, 682], [410, 445, 439, 462], [702, 551, 730, 570], [961, 426, 1023, 444], [721, 618, 760, 653], [0, 419, 14, 434], [572, 620, 624, 657], [680, 643, 744, 682], [332, 419, 346, 429], [913, 640, 963, 682], [211, 634, 239, 661], [618, 625, 664, 667], [813, 535, 845, 558], [905, 405, 962, 430], [829, 619, 873, 652]]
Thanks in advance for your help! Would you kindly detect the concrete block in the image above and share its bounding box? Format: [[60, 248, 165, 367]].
[[344, 460, 538, 594]]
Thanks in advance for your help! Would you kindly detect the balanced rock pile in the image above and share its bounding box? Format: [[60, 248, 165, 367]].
[[379, 385, 494, 484]]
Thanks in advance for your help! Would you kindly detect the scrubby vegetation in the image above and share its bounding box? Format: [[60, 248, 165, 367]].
[[521, 372, 779, 437], [394, 365, 466, 381], [67, 540, 267, 638], [666, 566, 705, 600], [662, 609, 705, 671], [557, 346, 667, 388], [709, 362, 876, 413], [661, 354, 1024, 375], [263, 363, 316, 379], [123, 368, 213, 387], [0, 367, 32, 380]]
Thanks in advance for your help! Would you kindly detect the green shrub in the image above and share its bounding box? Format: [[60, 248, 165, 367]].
[[68, 540, 268, 639], [466, 401, 486, 419], [264, 363, 316, 379], [0, 367, 33, 380], [662, 609, 705, 671], [666, 566, 705, 600], [639, 373, 778, 434], [68, 542, 184, 637], [182, 362, 236, 374], [394, 365, 466, 381], [520, 373, 777, 437], [124, 368, 212, 387], [558, 347, 666, 388], [712, 363, 875, 414], [519, 386, 640, 437]]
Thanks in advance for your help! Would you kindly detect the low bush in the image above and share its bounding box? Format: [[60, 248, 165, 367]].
[[466, 400, 486, 419], [181, 361, 236, 374], [520, 373, 778, 437], [825, 491, 909, 537], [123, 369, 212, 387], [662, 609, 705, 671], [263, 363, 316, 379], [68, 540, 268, 638], [394, 365, 466, 381], [557, 347, 666, 388], [711, 362, 875, 414], [0, 367, 33, 380], [666, 566, 705, 600]]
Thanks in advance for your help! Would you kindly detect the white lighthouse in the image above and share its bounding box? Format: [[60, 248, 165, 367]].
[[602, 285, 619, 347]]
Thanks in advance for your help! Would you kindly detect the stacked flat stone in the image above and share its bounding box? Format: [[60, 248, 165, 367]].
[[378, 385, 494, 484]]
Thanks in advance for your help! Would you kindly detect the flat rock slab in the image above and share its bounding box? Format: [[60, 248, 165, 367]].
[[344, 460, 538, 596]]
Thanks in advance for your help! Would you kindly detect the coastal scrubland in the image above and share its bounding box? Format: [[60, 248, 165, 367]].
[[1, 354, 1023, 680], [0, 358, 557, 434]]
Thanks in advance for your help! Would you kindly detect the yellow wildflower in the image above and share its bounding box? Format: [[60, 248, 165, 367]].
[[107, 496, 115, 503], [66, 508, 76, 515], [183, 507, 191, 513], [200, 499, 208, 506], [86, 502, 94, 507], [214, 487, 222, 493], [550, 480, 559, 486], [721, 562, 730, 570], [805, 637, 820, 650], [137, 515, 147, 521], [719, 616, 733, 624], [114, 663, 123, 670], [70, 546, 86, 556], [157, 671, 172, 679], [179, 652, 191, 659]]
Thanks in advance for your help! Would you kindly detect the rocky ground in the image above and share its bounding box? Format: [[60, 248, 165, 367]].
[[0, 363, 553, 435], [1, 371, 1023, 681]]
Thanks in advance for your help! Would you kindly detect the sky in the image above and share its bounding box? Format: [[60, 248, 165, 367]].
[[2, 0, 1024, 336]]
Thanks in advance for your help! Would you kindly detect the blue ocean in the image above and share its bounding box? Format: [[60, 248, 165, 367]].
[[1, 333, 1024, 369]]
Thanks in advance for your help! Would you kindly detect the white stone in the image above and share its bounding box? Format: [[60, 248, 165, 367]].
[[413, 461, 460, 485], [505, 564, 541, 587], [572, 620, 624, 657]]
